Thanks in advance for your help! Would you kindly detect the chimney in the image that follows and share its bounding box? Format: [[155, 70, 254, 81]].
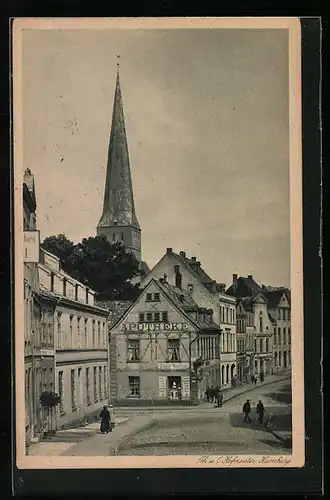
[[180, 251, 186, 258], [163, 273, 167, 282], [191, 256, 196, 261], [166, 247, 173, 254], [248, 274, 253, 280], [159, 278, 164, 283]]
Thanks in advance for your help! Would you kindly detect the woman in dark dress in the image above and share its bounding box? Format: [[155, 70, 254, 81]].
[[100, 405, 111, 434]]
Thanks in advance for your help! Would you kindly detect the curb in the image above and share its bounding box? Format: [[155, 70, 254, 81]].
[[222, 376, 291, 405], [111, 418, 157, 456], [270, 429, 292, 448]]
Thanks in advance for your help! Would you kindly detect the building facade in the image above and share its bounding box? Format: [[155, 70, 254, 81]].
[[23, 168, 56, 446], [109, 278, 221, 405], [262, 286, 292, 373], [140, 248, 237, 387], [38, 248, 110, 429]]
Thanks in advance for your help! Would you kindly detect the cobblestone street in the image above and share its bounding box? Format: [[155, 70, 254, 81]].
[[117, 379, 292, 456]]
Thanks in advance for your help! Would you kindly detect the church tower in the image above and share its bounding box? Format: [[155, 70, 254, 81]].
[[97, 60, 141, 263]]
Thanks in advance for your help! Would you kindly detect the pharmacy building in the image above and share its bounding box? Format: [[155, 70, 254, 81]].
[[109, 277, 222, 405]]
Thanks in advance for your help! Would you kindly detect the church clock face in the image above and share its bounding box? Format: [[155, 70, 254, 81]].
[[132, 231, 140, 248]]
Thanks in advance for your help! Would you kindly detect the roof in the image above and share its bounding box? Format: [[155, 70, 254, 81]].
[[157, 280, 221, 331], [226, 276, 262, 298], [38, 287, 109, 314], [261, 288, 291, 308]]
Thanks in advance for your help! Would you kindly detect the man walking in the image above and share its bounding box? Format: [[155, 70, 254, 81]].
[[242, 399, 251, 423], [256, 400, 265, 424]]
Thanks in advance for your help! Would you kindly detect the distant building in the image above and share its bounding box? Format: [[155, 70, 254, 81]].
[[236, 298, 255, 382], [227, 274, 273, 376], [38, 248, 110, 429], [261, 286, 291, 372], [96, 64, 149, 277], [140, 248, 237, 387], [109, 277, 221, 405]]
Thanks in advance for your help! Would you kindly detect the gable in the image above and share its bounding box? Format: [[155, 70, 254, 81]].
[[252, 292, 267, 305], [279, 292, 290, 308], [111, 279, 196, 333]]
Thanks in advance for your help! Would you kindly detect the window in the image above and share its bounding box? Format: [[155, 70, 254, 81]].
[[69, 315, 73, 347], [154, 293, 160, 301], [104, 366, 107, 399], [162, 311, 168, 322], [75, 284, 78, 301], [57, 312, 62, 348], [266, 338, 269, 352], [84, 318, 88, 348], [121, 232, 124, 241], [128, 339, 140, 361], [154, 312, 160, 322], [146, 312, 152, 322], [77, 368, 82, 408], [50, 273, 54, 292], [226, 308, 229, 323], [260, 339, 264, 352], [71, 370, 76, 411], [129, 376, 140, 397], [99, 367, 102, 400], [98, 321, 101, 348], [259, 312, 263, 333], [283, 327, 287, 344], [254, 339, 257, 352], [58, 371, 64, 413], [168, 339, 180, 361], [112, 233, 115, 241], [146, 293, 152, 301], [288, 309, 291, 320], [139, 313, 144, 322], [63, 278, 67, 296], [86, 288, 89, 304], [77, 317, 81, 348], [188, 284, 194, 294], [93, 367, 98, 402], [86, 368, 90, 405], [92, 320, 95, 348], [288, 327, 291, 344]]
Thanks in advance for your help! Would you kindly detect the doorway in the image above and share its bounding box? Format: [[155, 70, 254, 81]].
[[168, 376, 182, 400]]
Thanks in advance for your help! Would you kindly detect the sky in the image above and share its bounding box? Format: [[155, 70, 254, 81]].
[[22, 27, 290, 288]]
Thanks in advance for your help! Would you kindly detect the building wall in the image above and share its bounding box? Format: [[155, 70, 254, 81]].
[[270, 294, 291, 372], [252, 297, 273, 375], [110, 281, 221, 404]]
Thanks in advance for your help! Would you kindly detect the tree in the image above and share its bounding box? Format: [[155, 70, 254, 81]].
[[41, 234, 141, 301], [39, 391, 61, 435], [42, 234, 75, 268]]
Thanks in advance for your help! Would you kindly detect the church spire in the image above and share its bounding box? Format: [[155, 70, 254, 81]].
[[98, 58, 140, 230], [97, 60, 141, 262]]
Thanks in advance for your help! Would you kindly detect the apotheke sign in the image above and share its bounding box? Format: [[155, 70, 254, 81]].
[[122, 322, 191, 332]]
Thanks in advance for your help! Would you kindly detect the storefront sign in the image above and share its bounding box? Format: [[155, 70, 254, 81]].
[[122, 322, 191, 332], [157, 362, 189, 371], [181, 376, 190, 397], [158, 376, 167, 397], [24, 231, 40, 263]]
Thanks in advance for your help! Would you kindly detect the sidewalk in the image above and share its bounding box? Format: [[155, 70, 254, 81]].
[[28, 417, 129, 456]]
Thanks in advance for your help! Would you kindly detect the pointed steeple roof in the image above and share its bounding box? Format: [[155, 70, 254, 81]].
[[98, 63, 140, 230]]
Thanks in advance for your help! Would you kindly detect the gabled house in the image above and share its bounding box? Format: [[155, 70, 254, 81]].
[[140, 248, 237, 387], [109, 277, 221, 405], [261, 286, 291, 372]]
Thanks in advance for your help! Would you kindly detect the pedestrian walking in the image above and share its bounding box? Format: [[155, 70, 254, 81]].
[[216, 388, 223, 407], [256, 400, 265, 424], [259, 371, 264, 383], [242, 399, 252, 423], [209, 386, 215, 403], [205, 388, 210, 402], [99, 405, 111, 434], [109, 404, 115, 431]]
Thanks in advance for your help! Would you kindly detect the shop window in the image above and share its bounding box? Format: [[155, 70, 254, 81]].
[[129, 376, 140, 397], [168, 339, 180, 362], [127, 339, 140, 361]]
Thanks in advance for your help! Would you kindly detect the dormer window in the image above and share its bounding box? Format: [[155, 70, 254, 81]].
[[188, 284, 193, 294]]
